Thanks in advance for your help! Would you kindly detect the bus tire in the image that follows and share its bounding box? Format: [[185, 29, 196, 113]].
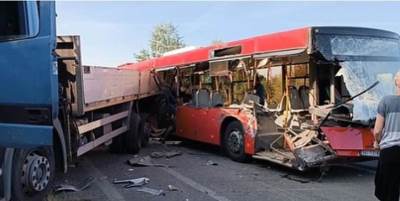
[[125, 113, 142, 154], [223, 121, 249, 162], [11, 146, 55, 201]]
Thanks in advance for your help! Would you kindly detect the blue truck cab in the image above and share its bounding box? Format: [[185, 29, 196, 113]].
[[0, 1, 57, 200], [0, 2, 157, 200]]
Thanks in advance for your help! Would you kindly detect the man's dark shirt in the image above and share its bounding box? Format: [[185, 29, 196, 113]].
[[255, 83, 266, 105]]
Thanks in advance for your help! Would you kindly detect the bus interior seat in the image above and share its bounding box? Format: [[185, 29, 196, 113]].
[[289, 86, 303, 110], [196, 89, 210, 108], [211, 92, 224, 107], [298, 85, 310, 109]]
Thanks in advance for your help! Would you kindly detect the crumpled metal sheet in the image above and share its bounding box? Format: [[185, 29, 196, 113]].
[[54, 177, 95, 193], [127, 156, 171, 168], [136, 187, 165, 196], [113, 177, 150, 188]]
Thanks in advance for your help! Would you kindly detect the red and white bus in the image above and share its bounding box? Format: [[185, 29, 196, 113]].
[[122, 27, 400, 170]]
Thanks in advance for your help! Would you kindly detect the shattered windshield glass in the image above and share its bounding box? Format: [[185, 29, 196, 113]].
[[337, 61, 399, 121], [331, 35, 400, 57], [317, 34, 400, 121]]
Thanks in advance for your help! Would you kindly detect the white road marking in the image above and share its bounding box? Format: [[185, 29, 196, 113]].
[[82, 159, 127, 201], [162, 167, 232, 201]]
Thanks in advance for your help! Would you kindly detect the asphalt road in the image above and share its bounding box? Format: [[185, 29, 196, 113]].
[[51, 140, 379, 201]]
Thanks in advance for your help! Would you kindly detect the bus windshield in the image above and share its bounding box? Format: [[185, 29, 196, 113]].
[[338, 60, 400, 122], [316, 34, 400, 61]]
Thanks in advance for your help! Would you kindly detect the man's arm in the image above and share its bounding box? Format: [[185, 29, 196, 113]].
[[373, 114, 385, 148]]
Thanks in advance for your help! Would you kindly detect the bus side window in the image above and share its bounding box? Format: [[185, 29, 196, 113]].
[[265, 66, 283, 109], [0, 1, 39, 41]]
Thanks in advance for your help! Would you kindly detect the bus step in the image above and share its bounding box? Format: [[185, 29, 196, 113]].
[[255, 133, 282, 151], [253, 150, 295, 168]]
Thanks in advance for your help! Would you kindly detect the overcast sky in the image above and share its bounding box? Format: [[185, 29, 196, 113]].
[[56, 1, 400, 67]]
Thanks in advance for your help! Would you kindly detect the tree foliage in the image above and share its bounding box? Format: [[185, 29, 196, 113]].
[[135, 23, 185, 62], [134, 49, 151, 62]]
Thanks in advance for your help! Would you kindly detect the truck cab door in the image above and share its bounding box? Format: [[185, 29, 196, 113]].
[[0, 1, 57, 147]]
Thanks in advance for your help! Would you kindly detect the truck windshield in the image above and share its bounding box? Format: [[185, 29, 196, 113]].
[[0, 1, 39, 41]]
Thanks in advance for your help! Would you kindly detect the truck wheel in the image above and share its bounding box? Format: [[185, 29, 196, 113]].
[[223, 121, 249, 162], [140, 114, 151, 147], [125, 113, 142, 154], [109, 134, 126, 153], [12, 146, 55, 201]]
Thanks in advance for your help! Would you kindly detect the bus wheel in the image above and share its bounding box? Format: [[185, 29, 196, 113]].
[[125, 113, 142, 154], [223, 121, 249, 162], [12, 146, 55, 201]]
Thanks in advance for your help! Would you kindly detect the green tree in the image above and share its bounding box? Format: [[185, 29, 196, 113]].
[[135, 23, 185, 61], [134, 49, 151, 62]]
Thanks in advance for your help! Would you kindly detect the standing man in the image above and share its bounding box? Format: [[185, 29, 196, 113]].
[[254, 76, 266, 106], [374, 71, 400, 201]]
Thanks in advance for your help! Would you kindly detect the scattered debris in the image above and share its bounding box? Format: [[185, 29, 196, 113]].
[[206, 160, 218, 166], [281, 174, 310, 183], [164, 140, 182, 145], [136, 187, 165, 196], [127, 156, 171, 168], [165, 151, 182, 158], [128, 168, 134, 172], [113, 177, 150, 188], [187, 152, 209, 156], [167, 184, 179, 191], [150, 150, 182, 159], [150, 152, 165, 158], [54, 177, 95, 193]]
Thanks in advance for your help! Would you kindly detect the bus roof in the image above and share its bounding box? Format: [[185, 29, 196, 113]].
[[120, 27, 310, 71], [119, 26, 399, 72]]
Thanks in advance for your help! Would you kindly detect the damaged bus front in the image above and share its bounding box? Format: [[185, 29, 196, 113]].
[[307, 27, 400, 162]]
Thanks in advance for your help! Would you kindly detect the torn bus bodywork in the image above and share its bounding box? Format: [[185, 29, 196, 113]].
[[125, 27, 400, 170]]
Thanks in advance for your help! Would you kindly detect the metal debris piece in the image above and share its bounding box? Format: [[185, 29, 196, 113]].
[[167, 184, 179, 191], [113, 177, 150, 188], [206, 160, 218, 166], [150, 151, 182, 159], [281, 174, 310, 183], [164, 141, 183, 145], [165, 151, 182, 158], [128, 168, 134, 171], [54, 177, 95, 193], [127, 156, 171, 168], [150, 152, 165, 158], [136, 187, 165, 196]]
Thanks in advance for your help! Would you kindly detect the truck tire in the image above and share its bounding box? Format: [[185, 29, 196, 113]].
[[109, 134, 126, 153], [140, 113, 150, 147], [11, 146, 55, 201], [223, 121, 249, 162], [125, 113, 142, 154]]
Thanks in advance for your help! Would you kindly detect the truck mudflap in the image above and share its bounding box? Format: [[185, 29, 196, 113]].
[[321, 127, 378, 157], [0, 123, 52, 148]]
